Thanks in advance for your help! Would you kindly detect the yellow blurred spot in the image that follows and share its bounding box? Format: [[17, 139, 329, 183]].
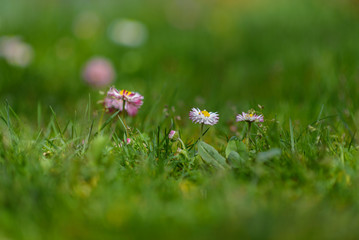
[[73, 176, 99, 198], [179, 180, 196, 198], [73, 182, 92, 198], [346, 175, 351, 186]]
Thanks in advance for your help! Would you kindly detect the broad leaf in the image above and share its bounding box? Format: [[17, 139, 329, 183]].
[[198, 141, 229, 170], [227, 151, 246, 168], [225, 136, 248, 161]]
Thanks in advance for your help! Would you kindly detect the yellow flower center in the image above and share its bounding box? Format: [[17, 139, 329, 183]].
[[201, 110, 210, 117], [120, 90, 132, 96], [249, 114, 253, 117]]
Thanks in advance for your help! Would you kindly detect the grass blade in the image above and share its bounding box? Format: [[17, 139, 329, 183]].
[[49, 106, 64, 139], [289, 118, 295, 153], [97, 110, 121, 133]]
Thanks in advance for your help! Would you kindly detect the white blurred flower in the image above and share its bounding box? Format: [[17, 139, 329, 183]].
[[73, 11, 101, 39], [108, 19, 148, 47], [82, 57, 116, 88], [0, 36, 34, 67]]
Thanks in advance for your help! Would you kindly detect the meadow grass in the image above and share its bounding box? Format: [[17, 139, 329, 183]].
[[1, 0, 359, 239], [1, 98, 359, 239]]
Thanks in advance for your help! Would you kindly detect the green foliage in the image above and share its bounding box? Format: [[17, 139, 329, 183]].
[[1, 0, 359, 239], [256, 148, 281, 163], [225, 136, 249, 168], [198, 140, 229, 170]]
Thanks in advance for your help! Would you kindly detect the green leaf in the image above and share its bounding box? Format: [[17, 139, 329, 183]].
[[98, 110, 121, 132], [225, 138, 237, 158], [256, 148, 281, 163], [227, 151, 245, 168], [225, 136, 248, 161], [198, 141, 229, 170]]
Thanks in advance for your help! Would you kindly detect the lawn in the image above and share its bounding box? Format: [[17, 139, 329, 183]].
[[1, 0, 359, 239]]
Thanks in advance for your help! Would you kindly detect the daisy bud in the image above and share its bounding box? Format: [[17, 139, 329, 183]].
[[168, 130, 176, 139]]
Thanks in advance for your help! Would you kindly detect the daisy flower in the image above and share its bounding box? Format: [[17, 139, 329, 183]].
[[236, 110, 264, 149], [189, 108, 219, 125], [236, 112, 264, 123], [119, 89, 144, 116], [104, 87, 144, 116]]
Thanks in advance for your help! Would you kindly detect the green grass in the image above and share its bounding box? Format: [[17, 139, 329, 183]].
[[1, 0, 359, 239], [1, 99, 358, 239]]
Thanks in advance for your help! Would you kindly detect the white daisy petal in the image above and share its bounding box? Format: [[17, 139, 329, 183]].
[[236, 112, 264, 123], [189, 108, 219, 126]]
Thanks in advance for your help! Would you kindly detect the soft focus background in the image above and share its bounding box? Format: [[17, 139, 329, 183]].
[[1, 0, 359, 122], [1, 0, 359, 239]]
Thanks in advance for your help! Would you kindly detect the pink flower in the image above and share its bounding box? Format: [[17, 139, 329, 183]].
[[104, 87, 144, 116], [168, 130, 176, 139], [82, 57, 115, 88], [118, 138, 132, 147]]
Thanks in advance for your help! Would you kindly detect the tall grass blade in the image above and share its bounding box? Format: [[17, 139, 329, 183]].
[[289, 118, 295, 153]]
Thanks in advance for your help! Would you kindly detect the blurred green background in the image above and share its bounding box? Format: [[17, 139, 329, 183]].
[[1, 0, 359, 123], [2, 1, 359, 239]]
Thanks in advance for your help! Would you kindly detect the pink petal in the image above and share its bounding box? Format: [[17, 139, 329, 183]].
[[125, 102, 139, 116], [107, 87, 120, 98], [112, 99, 124, 111], [168, 130, 176, 139]]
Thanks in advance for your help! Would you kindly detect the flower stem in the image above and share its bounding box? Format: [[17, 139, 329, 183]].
[[177, 137, 186, 150], [200, 123, 204, 140], [122, 110, 129, 138], [247, 122, 252, 149], [120, 100, 130, 138]]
